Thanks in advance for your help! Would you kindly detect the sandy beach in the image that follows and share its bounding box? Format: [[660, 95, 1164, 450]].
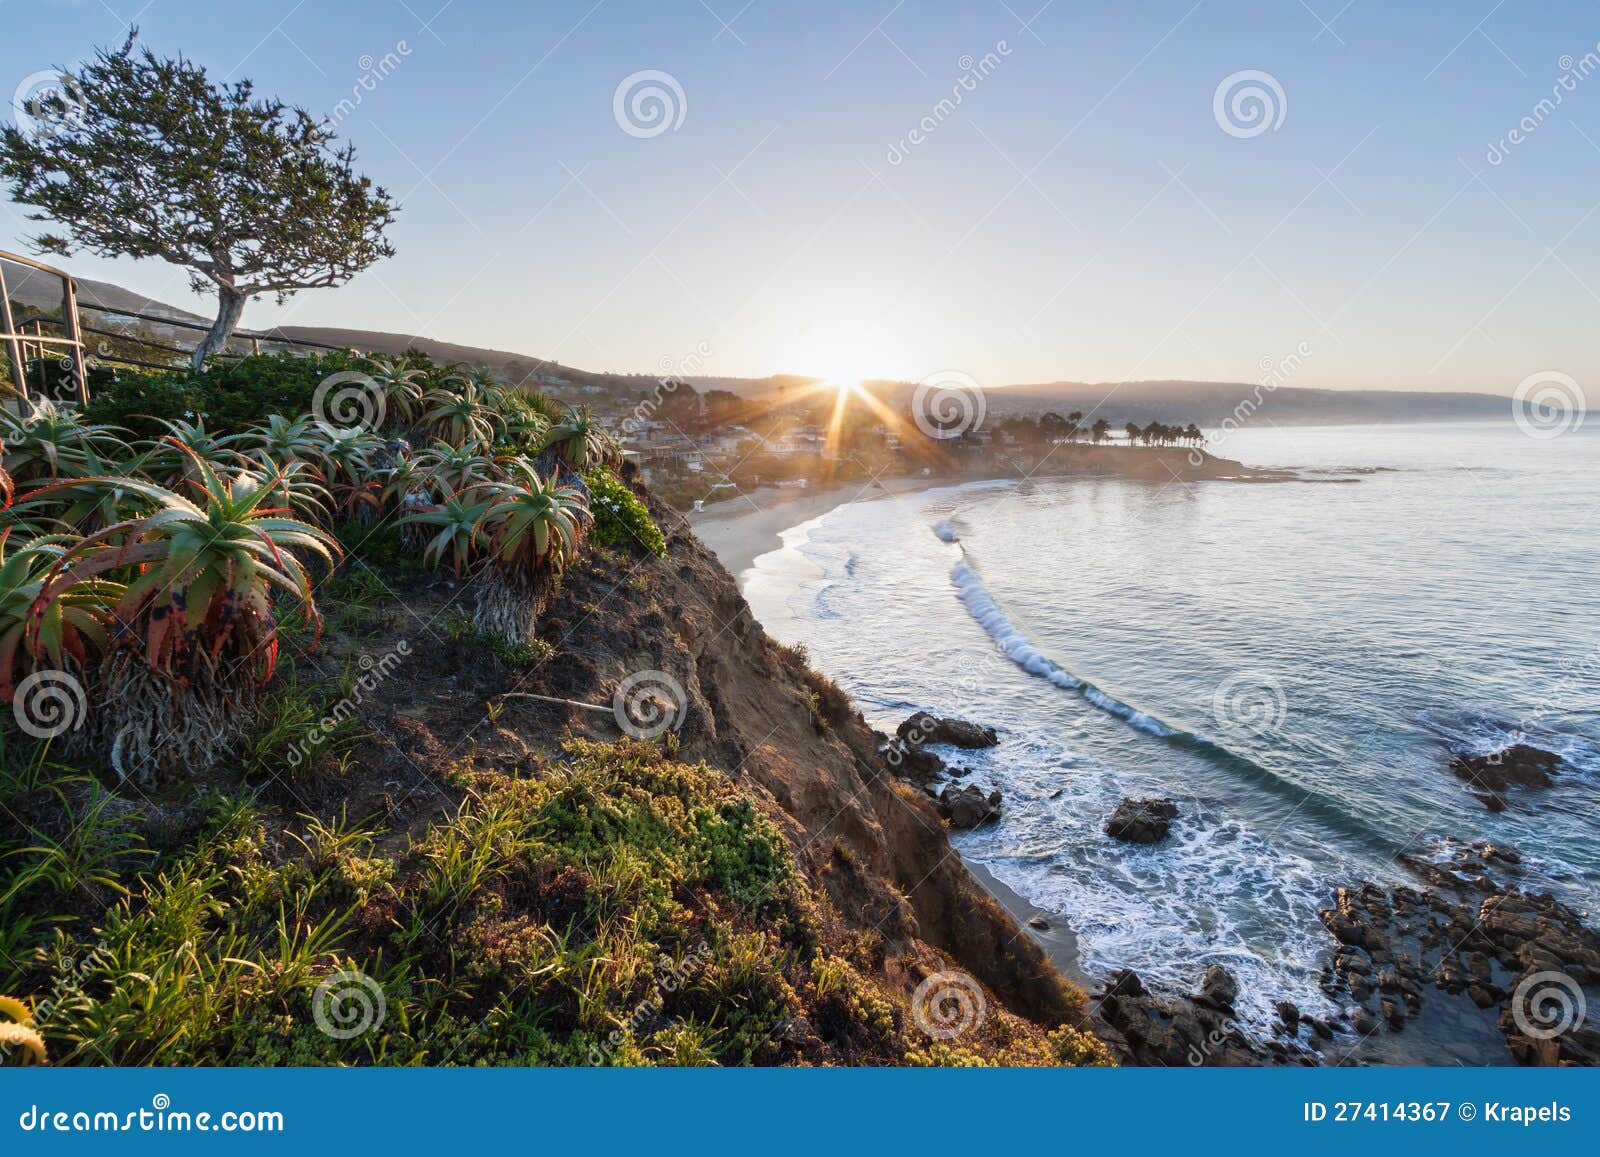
[[685, 475, 963, 579]]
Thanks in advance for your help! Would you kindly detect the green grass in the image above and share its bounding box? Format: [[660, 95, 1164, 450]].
[[442, 611, 555, 670], [1, 737, 1109, 1066]]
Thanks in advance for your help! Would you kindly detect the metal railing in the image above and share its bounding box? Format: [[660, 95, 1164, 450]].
[[0, 250, 88, 403], [1, 249, 365, 404]]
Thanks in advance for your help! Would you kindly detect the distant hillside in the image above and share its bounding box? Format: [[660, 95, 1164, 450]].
[[3, 268, 1516, 425], [979, 379, 1513, 426]]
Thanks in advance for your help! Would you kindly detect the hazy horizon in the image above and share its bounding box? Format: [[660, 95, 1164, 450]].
[[6, 1, 1600, 399]]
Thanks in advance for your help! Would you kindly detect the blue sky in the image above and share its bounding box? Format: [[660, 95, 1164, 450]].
[[6, 0, 1600, 393]]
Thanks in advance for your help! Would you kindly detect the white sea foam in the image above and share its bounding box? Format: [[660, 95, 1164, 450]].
[[950, 558, 1177, 738]]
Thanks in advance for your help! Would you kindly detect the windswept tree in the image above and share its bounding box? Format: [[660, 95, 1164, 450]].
[[0, 34, 397, 369]]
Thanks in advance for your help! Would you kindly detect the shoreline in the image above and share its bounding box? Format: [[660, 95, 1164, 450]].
[[687, 470, 1098, 986], [686, 474, 967, 578], [685, 448, 1287, 581]]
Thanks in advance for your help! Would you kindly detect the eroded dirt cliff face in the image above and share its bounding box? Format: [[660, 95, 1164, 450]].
[[288, 484, 1099, 1059], [531, 496, 1090, 1030]]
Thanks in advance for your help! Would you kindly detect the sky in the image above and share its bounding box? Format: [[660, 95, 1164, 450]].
[[5, 0, 1600, 395]]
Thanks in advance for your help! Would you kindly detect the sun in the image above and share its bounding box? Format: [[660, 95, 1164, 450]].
[[771, 313, 909, 385]]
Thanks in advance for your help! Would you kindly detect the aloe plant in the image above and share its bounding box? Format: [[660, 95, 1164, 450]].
[[398, 489, 488, 576], [138, 416, 244, 491], [28, 446, 339, 780], [420, 377, 500, 450], [365, 356, 427, 426], [538, 405, 615, 473], [240, 414, 324, 463], [412, 441, 496, 494], [469, 460, 590, 644], [0, 529, 120, 705], [0, 400, 130, 483]]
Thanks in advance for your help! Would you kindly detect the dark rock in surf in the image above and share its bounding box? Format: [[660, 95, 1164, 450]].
[[1105, 797, 1178, 844], [938, 783, 1002, 829], [897, 712, 999, 749], [1198, 964, 1240, 1010], [879, 736, 946, 784], [1450, 743, 1563, 799]]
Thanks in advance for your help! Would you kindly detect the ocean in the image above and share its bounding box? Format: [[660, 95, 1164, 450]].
[[739, 422, 1600, 1060]]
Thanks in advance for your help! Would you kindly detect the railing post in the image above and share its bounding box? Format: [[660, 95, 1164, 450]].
[[62, 276, 89, 404], [0, 261, 28, 400]]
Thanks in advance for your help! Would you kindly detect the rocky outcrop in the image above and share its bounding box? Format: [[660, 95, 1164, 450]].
[[879, 736, 946, 785], [938, 783, 1002, 829], [1317, 840, 1600, 1065], [1449, 744, 1563, 810], [1105, 797, 1178, 844], [898, 712, 999, 749], [1094, 967, 1317, 1066]]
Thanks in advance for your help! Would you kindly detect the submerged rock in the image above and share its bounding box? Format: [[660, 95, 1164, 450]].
[[897, 711, 999, 749], [1450, 743, 1563, 801], [1105, 797, 1178, 844]]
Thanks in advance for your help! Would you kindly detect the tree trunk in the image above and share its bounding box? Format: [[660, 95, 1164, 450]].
[[191, 286, 247, 371]]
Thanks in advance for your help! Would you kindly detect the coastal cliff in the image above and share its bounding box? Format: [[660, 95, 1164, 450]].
[[0, 469, 1108, 1066]]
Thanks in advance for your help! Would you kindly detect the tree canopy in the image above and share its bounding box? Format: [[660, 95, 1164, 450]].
[[0, 34, 397, 368]]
